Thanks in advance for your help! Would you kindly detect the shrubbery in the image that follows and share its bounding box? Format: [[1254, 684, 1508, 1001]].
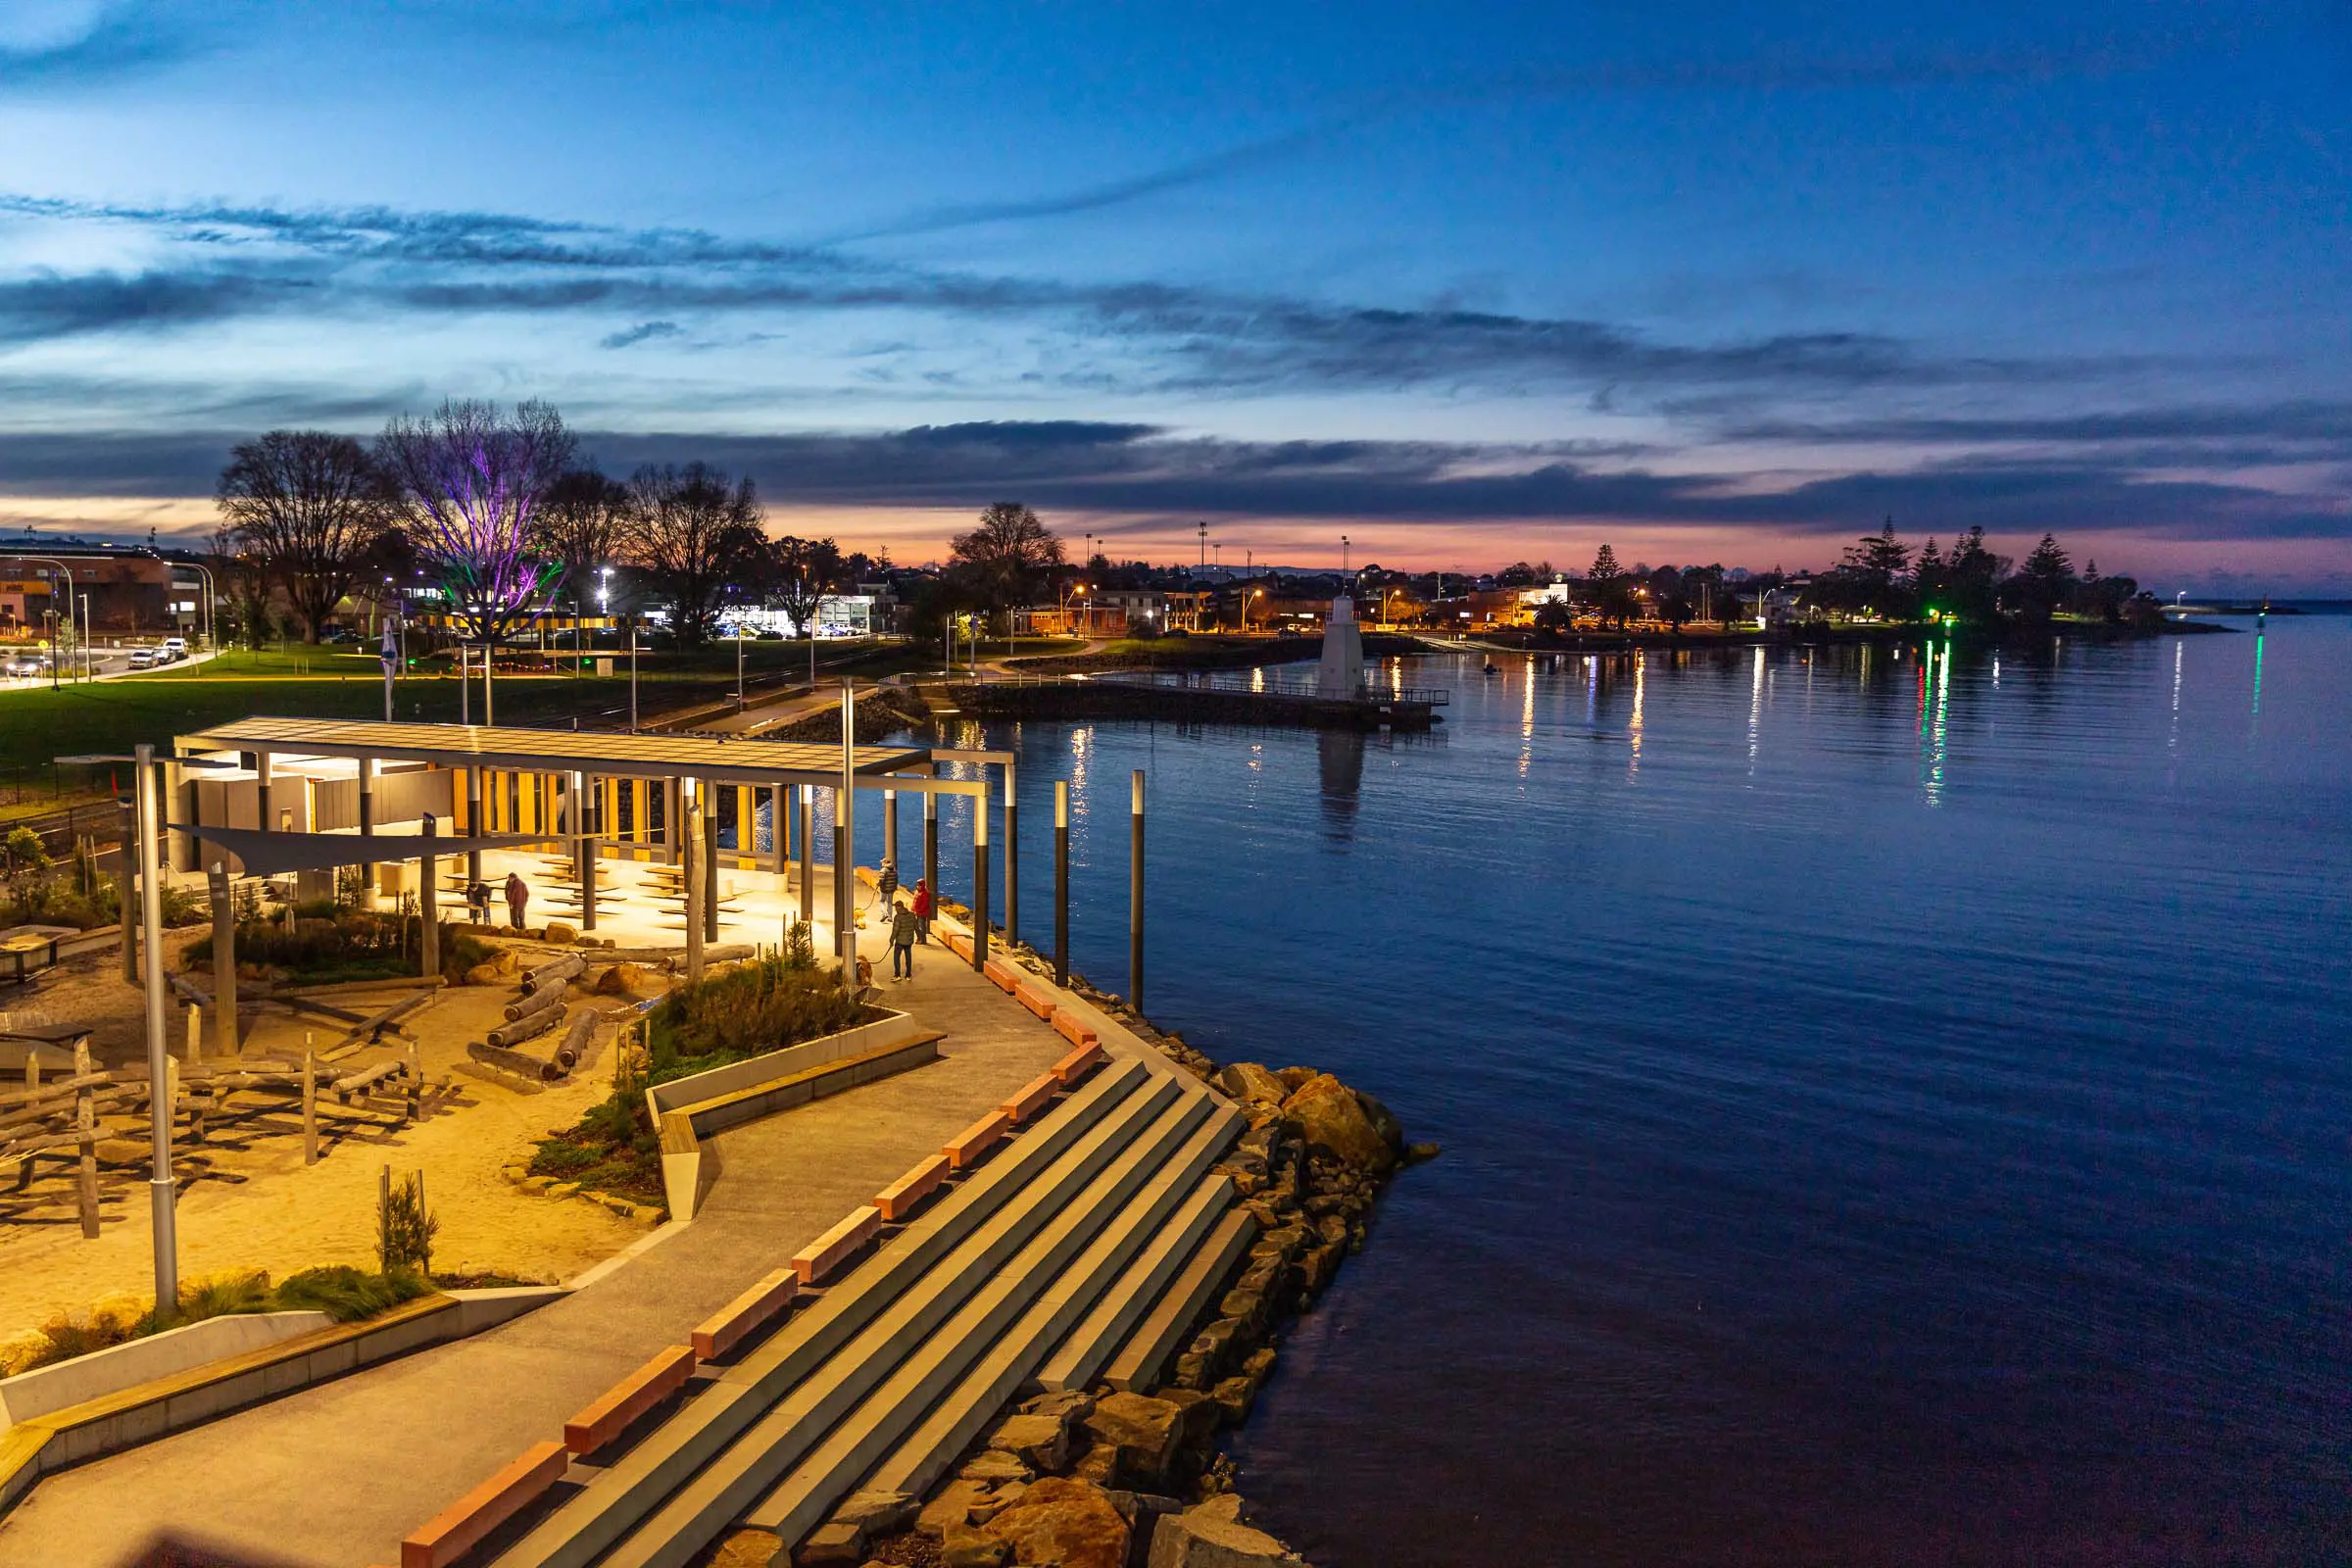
[[183, 911, 493, 984]]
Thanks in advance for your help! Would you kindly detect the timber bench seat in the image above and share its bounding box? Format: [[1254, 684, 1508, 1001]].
[[564, 1346, 698, 1457], [944, 1108, 1013, 1171], [1002, 1072, 1062, 1126], [402, 1439, 569, 1568], [1052, 1011, 1099, 1051], [1015, 985, 1058, 1020], [983, 958, 1023, 994], [691, 1269, 800, 1360], [793, 1206, 883, 1286], [875, 1154, 951, 1222], [1053, 1040, 1106, 1086]]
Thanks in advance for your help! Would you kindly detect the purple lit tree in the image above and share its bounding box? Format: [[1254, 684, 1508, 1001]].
[[376, 399, 574, 645]]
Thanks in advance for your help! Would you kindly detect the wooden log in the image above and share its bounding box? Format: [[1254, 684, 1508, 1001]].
[[487, 1004, 564, 1052], [168, 972, 211, 1010], [302, 1050, 318, 1164], [330, 1060, 405, 1096], [502, 983, 566, 1024], [551, 1007, 598, 1079], [518, 953, 586, 996], [74, 1039, 97, 1239], [337, 987, 434, 1045]]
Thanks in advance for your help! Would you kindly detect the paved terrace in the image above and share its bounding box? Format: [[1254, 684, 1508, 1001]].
[[0, 897, 1070, 1568]]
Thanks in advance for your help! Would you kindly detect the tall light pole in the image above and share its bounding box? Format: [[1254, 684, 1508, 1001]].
[[1198, 521, 1207, 573]]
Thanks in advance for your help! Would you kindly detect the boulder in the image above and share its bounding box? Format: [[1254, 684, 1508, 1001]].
[[1021, 1389, 1095, 1425], [959, 1448, 1033, 1485], [917, 1479, 994, 1539], [1082, 1392, 1184, 1485], [1144, 1494, 1304, 1568], [1279, 1074, 1394, 1172], [494, 948, 521, 976], [942, 1525, 1010, 1568], [980, 1476, 1130, 1568], [596, 960, 653, 996], [544, 921, 578, 944], [1215, 1062, 1288, 1109], [463, 961, 503, 986], [989, 1411, 1074, 1474], [704, 1528, 783, 1568], [829, 1491, 914, 1536], [1273, 1067, 1314, 1092], [1352, 1088, 1406, 1158], [795, 1521, 865, 1564]]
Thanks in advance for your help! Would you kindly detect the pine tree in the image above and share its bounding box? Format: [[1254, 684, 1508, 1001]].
[[1588, 543, 1622, 583], [2023, 532, 2073, 584], [1842, 516, 1911, 582]]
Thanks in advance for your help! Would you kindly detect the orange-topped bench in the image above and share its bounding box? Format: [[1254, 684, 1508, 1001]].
[[1052, 1040, 1106, 1087], [1015, 984, 1058, 1020], [1052, 1010, 1100, 1051], [1002, 1071, 1062, 1125], [944, 931, 974, 962], [690, 1268, 799, 1360], [564, 1345, 697, 1457], [792, 1205, 883, 1286], [983, 958, 1022, 994], [876, 1153, 951, 1222], [944, 1108, 1012, 1171], [401, 1440, 569, 1568]]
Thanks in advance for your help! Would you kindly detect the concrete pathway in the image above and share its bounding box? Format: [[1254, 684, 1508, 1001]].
[[0, 933, 1069, 1568]]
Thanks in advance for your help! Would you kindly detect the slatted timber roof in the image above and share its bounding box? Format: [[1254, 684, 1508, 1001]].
[[175, 716, 935, 789]]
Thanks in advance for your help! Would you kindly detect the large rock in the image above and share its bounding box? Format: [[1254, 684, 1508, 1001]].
[[943, 1525, 1011, 1568], [1216, 1062, 1288, 1109], [596, 960, 653, 996], [990, 1411, 1075, 1474], [918, 1479, 994, 1539], [703, 1528, 783, 1568], [1279, 1075, 1393, 1172], [1145, 1494, 1305, 1568], [544, 921, 578, 944], [1082, 1392, 1183, 1485], [980, 1476, 1130, 1568]]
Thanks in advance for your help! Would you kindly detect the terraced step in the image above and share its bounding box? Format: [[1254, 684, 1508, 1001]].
[[1033, 1171, 1237, 1395], [1102, 1205, 1260, 1394], [493, 1058, 1157, 1568], [590, 1072, 1190, 1568], [849, 1102, 1246, 1512], [740, 1093, 1232, 1541]]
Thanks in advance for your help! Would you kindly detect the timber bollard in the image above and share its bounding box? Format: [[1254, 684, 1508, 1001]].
[[1054, 779, 1070, 989], [74, 1038, 98, 1239], [1130, 768, 1145, 1012], [302, 1045, 318, 1164], [118, 800, 138, 984]]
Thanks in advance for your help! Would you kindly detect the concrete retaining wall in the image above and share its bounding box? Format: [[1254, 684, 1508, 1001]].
[[645, 1011, 920, 1121], [0, 1311, 333, 1429]]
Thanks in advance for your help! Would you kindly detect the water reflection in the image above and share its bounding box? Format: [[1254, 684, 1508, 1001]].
[[1317, 728, 1365, 842]]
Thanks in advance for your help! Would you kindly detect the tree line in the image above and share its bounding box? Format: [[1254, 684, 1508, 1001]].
[[211, 400, 882, 648]]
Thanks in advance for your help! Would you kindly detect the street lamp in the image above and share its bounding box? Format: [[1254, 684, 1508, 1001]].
[[54, 746, 234, 1311]]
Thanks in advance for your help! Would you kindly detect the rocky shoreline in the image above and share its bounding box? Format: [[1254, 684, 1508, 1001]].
[[742, 937, 1423, 1568]]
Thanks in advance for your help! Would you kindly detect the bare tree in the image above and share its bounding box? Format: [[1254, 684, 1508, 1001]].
[[950, 502, 1063, 628], [764, 535, 848, 637], [215, 430, 392, 642], [531, 466, 630, 615], [618, 463, 765, 647], [376, 399, 573, 645]]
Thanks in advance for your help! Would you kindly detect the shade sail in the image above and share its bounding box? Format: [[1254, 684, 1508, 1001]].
[[169, 823, 559, 877]]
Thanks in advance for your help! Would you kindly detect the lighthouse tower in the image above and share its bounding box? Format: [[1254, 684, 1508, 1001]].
[[1316, 593, 1365, 699]]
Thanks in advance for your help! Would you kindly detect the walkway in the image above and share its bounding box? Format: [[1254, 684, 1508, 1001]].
[[0, 925, 1071, 1568]]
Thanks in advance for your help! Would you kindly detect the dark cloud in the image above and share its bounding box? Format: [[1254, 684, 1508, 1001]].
[[598, 319, 683, 350], [0, 269, 316, 342], [1720, 401, 2352, 449], [0, 8, 197, 89]]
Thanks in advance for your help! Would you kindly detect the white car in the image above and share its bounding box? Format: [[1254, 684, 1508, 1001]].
[[126, 647, 159, 669], [159, 637, 189, 662], [3, 652, 48, 678]]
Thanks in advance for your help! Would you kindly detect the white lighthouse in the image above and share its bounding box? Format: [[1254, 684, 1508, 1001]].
[[1316, 593, 1365, 699]]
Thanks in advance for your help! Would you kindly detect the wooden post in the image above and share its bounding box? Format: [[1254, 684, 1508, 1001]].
[[466, 767, 483, 886], [1004, 768, 1018, 949], [208, 861, 238, 1057], [419, 814, 440, 980], [118, 799, 138, 983], [702, 782, 720, 943], [407, 1041, 421, 1123], [357, 756, 376, 910], [74, 1037, 98, 1240], [1054, 779, 1070, 989], [184, 1001, 202, 1065], [302, 1043, 318, 1164], [1130, 768, 1145, 1012], [683, 791, 705, 983]]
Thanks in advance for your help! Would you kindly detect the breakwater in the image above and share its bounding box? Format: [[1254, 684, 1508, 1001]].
[[943, 677, 1439, 731]]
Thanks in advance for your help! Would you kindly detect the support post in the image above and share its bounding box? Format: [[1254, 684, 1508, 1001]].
[[581, 788, 599, 932], [466, 767, 483, 886], [1130, 768, 1145, 1012], [136, 745, 175, 1307], [208, 862, 238, 1057], [419, 814, 440, 980], [799, 783, 814, 926], [75, 1037, 98, 1240], [923, 774, 939, 917], [302, 1046, 318, 1165], [770, 783, 789, 875], [683, 787, 705, 982], [839, 679, 858, 988], [703, 781, 720, 942], [357, 756, 376, 910], [255, 751, 273, 834], [884, 788, 899, 875], [1004, 766, 1018, 949], [972, 794, 990, 972], [1054, 780, 1070, 989], [569, 769, 588, 908]]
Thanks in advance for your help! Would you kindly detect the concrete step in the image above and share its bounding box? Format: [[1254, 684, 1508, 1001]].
[[492, 1057, 1156, 1568], [589, 1071, 1190, 1568], [854, 1102, 1247, 1509], [1102, 1205, 1260, 1395], [1033, 1171, 1237, 1396], [739, 1093, 1228, 1542]]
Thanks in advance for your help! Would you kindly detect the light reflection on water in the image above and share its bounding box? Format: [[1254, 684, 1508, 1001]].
[[882, 618, 2351, 1567]]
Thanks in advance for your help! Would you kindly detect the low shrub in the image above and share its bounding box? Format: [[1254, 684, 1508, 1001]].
[[0, 1266, 435, 1375], [270, 1265, 433, 1323], [182, 913, 493, 984]]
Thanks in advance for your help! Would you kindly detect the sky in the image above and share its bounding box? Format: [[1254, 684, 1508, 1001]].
[[0, 0, 2346, 591]]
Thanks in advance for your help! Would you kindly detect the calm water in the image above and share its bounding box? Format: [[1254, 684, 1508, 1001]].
[[890, 613, 2352, 1566]]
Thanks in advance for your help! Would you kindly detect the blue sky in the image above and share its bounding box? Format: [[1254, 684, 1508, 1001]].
[[0, 0, 2345, 589]]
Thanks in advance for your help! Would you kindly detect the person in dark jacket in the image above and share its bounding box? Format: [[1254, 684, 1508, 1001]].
[[504, 870, 528, 929], [889, 900, 920, 978]]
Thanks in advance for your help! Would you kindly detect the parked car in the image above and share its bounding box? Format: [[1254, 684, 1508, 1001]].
[[3, 652, 49, 678], [159, 637, 189, 662], [126, 647, 159, 668]]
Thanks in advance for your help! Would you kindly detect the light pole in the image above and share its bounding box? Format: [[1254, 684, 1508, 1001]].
[[80, 592, 93, 681], [628, 621, 640, 733]]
